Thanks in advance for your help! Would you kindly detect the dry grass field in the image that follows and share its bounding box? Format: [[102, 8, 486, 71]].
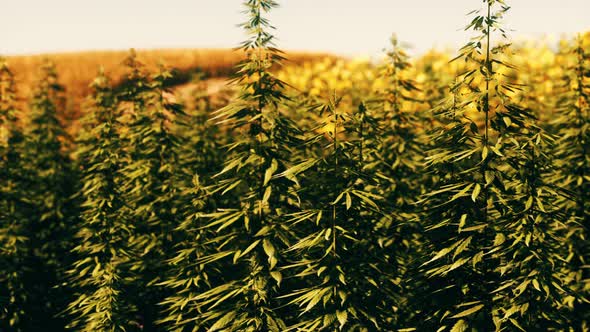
[[5, 48, 336, 121]]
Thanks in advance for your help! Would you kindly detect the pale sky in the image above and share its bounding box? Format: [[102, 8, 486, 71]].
[[1, 0, 588, 56]]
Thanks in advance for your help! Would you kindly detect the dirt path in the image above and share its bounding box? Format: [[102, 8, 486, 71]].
[[173, 77, 230, 100]]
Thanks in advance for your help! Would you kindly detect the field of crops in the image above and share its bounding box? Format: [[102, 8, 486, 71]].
[[1, 0, 589, 331]]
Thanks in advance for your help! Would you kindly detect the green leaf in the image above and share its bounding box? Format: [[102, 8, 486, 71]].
[[424, 240, 462, 265], [262, 185, 272, 204], [238, 239, 261, 260], [532, 279, 540, 292], [535, 197, 546, 212], [450, 319, 468, 332], [222, 180, 242, 195], [303, 289, 325, 312], [490, 145, 504, 157], [509, 318, 526, 332], [453, 236, 472, 259], [336, 310, 348, 327], [279, 158, 318, 183], [524, 196, 533, 211], [270, 271, 282, 286], [345, 192, 352, 210], [351, 190, 380, 210], [450, 183, 474, 203], [451, 304, 484, 318], [493, 233, 505, 246], [459, 214, 467, 229], [471, 183, 481, 202], [264, 158, 278, 186], [262, 238, 277, 269], [210, 311, 237, 331], [481, 146, 488, 161]]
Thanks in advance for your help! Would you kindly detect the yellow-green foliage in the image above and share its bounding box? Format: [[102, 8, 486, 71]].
[[1, 1, 589, 331]]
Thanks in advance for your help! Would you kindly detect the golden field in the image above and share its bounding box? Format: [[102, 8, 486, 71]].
[[4, 48, 336, 120], [5, 32, 589, 127]]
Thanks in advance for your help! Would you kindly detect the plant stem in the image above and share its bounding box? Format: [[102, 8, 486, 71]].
[[332, 97, 338, 259], [481, 0, 493, 325]]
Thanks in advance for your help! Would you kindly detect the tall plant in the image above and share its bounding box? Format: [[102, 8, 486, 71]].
[[493, 125, 579, 329], [158, 73, 225, 330], [65, 70, 135, 331], [118, 52, 186, 330], [282, 96, 396, 330], [411, 0, 571, 329], [167, 0, 305, 330], [22, 59, 77, 331], [375, 37, 427, 324], [551, 34, 590, 326], [0, 58, 29, 331]]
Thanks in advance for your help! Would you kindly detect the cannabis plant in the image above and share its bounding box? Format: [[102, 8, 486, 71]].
[[282, 96, 398, 331], [413, 1, 576, 330], [551, 35, 590, 326], [162, 0, 305, 330], [493, 124, 579, 330], [0, 58, 30, 332], [158, 75, 224, 331], [374, 37, 428, 325], [65, 70, 135, 331], [118, 51, 186, 330], [22, 59, 77, 331]]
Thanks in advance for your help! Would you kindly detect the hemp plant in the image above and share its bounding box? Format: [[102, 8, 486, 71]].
[[280, 95, 397, 331], [22, 59, 78, 331], [375, 37, 427, 323], [550, 35, 590, 326], [65, 70, 136, 332], [411, 1, 571, 330], [163, 1, 304, 330], [0, 58, 29, 332], [117, 51, 187, 330]]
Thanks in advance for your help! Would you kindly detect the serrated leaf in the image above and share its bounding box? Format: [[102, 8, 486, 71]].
[[304, 289, 324, 312]]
